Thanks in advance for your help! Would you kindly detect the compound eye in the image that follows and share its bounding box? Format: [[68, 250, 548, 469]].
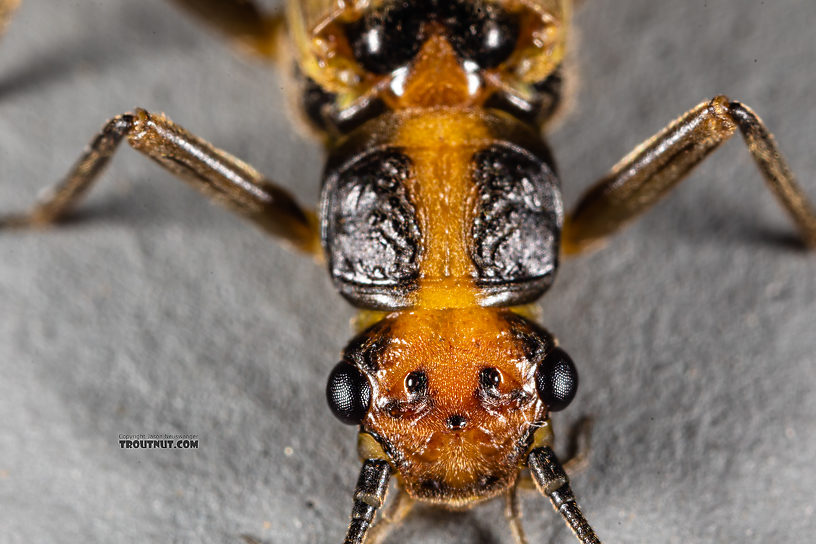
[[447, 2, 519, 69], [346, 4, 424, 75], [404, 370, 428, 396], [326, 361, 371, 425], [535, 347, 578, 412], [479, 367, 502, 392]]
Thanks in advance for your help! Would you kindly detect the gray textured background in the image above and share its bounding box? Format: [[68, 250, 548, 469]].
[[1, 1, 815, 543]]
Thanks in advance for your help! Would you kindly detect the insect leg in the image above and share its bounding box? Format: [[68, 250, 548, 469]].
[[0, 0, 20, 38], [0, 109, 320, 254], [344, 459, 391, 544], [562, 416, 594, 476], [528, 446, 601, 544], [167, 0, 284, 59], [505, 483, 529, 544], [365, 486, 414, 544], [563, 96, 816, 254]]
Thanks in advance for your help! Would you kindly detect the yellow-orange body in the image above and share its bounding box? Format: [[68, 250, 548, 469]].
[[294, 0, 572, 505]]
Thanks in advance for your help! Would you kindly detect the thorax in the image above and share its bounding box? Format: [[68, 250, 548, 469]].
[[291, 1, 570, 310], [320, 107, 562, 310]]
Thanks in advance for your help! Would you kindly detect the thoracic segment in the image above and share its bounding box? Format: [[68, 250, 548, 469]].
[[321, 109, 561, 310], [314, 1, 566, 311]]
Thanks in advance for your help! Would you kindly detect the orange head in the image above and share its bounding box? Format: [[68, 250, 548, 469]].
[[326, 307, 579, 507]]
